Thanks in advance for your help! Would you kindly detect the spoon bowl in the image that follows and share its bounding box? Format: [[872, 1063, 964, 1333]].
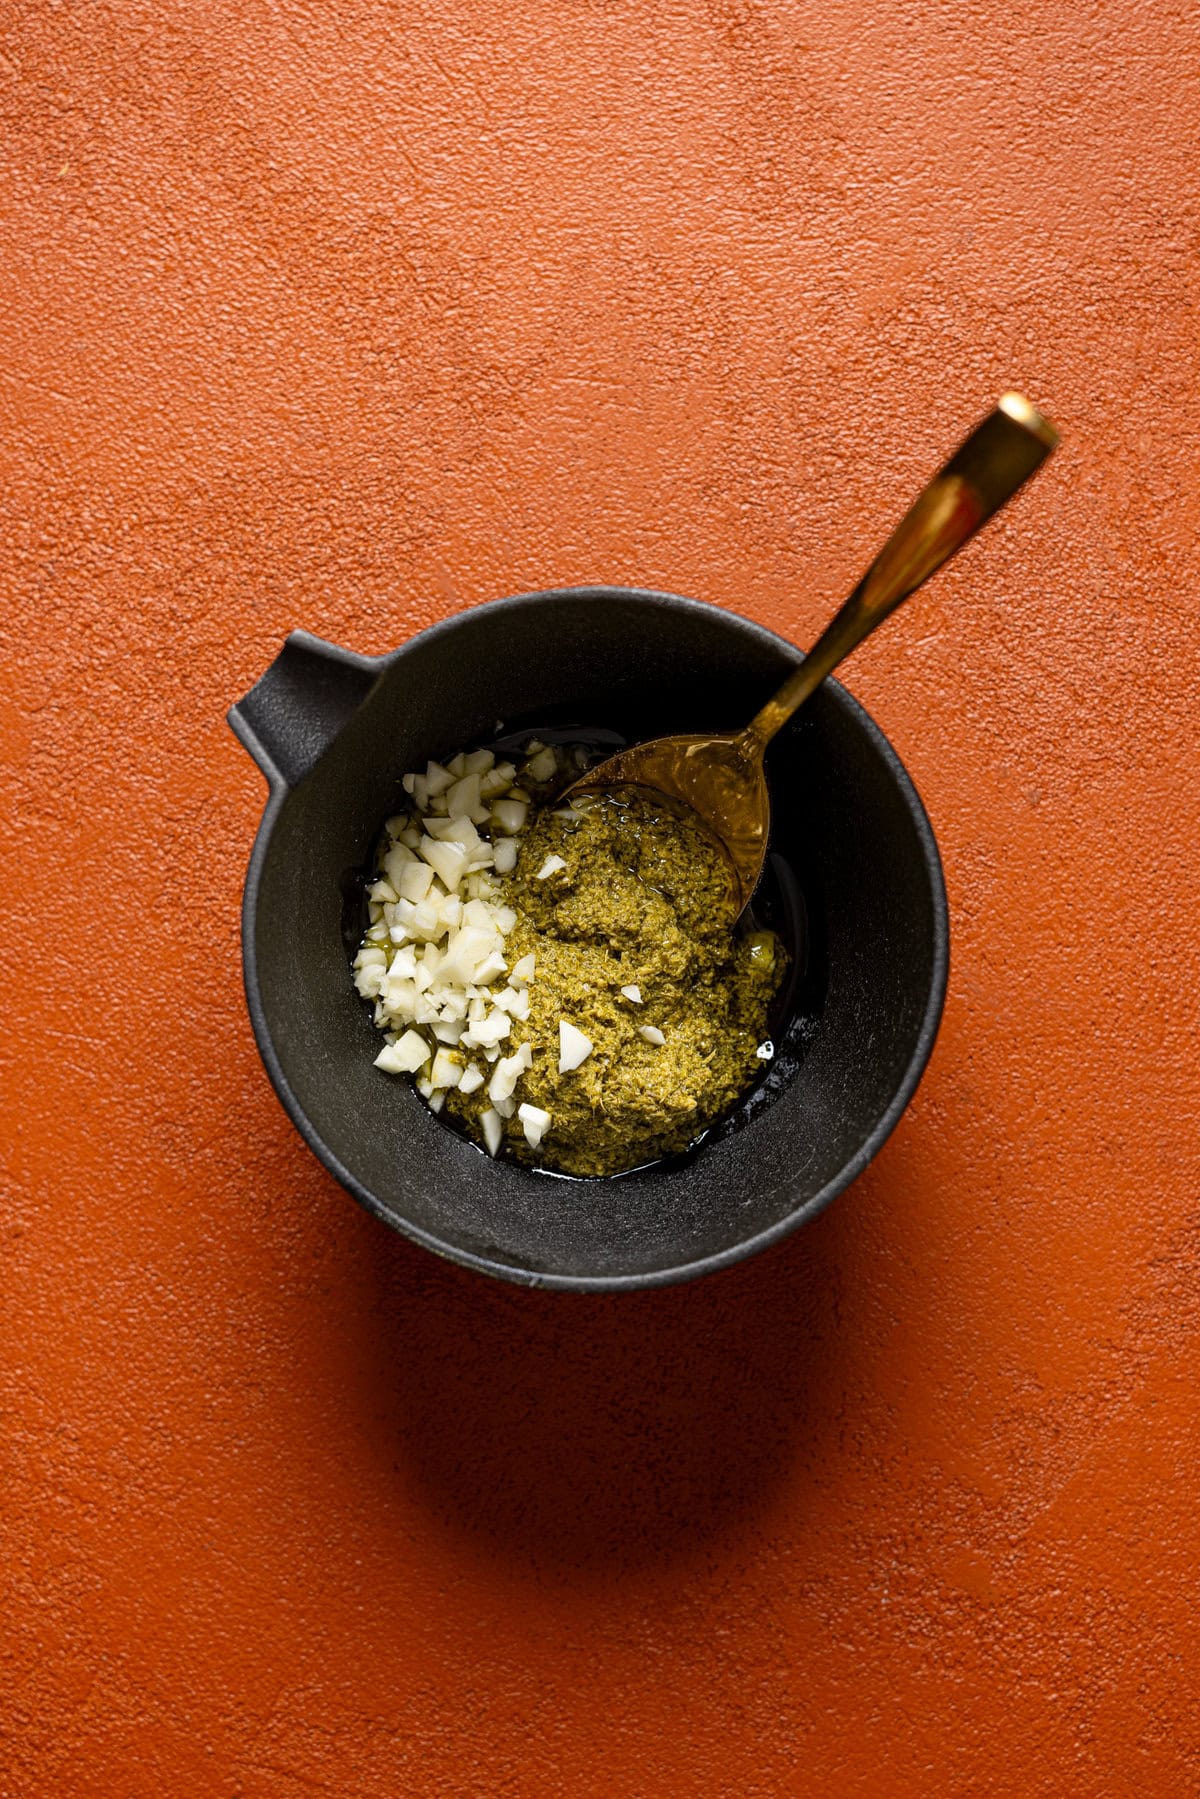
[[571, 729, 768, 912]]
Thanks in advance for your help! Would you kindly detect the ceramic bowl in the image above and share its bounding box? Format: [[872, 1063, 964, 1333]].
[[229, 587, 947, 1290]]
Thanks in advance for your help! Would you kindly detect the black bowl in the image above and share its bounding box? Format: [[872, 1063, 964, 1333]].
[[229, 587, 947, 1290]]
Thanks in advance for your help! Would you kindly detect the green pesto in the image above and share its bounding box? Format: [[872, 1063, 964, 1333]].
[[447, 788, 785, 1177]]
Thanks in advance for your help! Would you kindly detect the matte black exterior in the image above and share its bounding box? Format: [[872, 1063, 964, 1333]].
[[228, 588, 948, 1290]]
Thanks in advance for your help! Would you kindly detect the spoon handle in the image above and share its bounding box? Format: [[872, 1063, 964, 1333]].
[[746, 392, 1059, 748]]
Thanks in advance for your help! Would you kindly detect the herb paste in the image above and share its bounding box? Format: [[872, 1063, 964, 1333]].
[[446, 787, 785, 1176]]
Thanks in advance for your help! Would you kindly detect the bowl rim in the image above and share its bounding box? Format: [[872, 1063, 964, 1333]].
[[237, 584, 949, 1291]]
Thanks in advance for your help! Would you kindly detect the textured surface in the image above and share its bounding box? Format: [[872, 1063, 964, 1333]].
[[2, 1, 1199, 1793]]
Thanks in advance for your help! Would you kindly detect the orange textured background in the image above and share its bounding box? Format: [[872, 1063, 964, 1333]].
[[3, 2, 1199, 1794]]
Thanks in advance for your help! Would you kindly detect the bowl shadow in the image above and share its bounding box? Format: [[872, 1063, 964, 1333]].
[[342, 1199, 851, 1581]]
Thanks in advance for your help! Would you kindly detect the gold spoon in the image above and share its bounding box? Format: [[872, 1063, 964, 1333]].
[[570, 391, 1059, 913]]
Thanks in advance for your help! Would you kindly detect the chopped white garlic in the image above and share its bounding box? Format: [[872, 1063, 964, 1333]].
[[462, 898, 497, 931], [639, 1025, 666, 1047], [384, 979, 417, 1019], [382, 845, 414, 888], [526, 747, 558, 782], [398, 860, 434, 904], [446, 772, 482, 819], [620, 985, 642, 1004], [419, 836, 469, 893], [479, 1108, 504, 1156], [558, 1021, 593, 1073], [465, 1007, 512, 1050], [429, 1048, 464, 1089], [480, 761, 516, 798], [426, 814, 480, 851], [389, 944, 418, 979], [517, 1103, 552, 1149], [472, 948, 508, 986], [492, 797, 528, 835], [356, 737, 584, 1156], [488, 1049, 526, 1104], [436, 925, 495, 986], [375, 1030, 430, 1074], [410, 898, 441, 939]]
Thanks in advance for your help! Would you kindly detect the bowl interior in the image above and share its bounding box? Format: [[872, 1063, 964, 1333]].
[[246, 589, 946, 1288]]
